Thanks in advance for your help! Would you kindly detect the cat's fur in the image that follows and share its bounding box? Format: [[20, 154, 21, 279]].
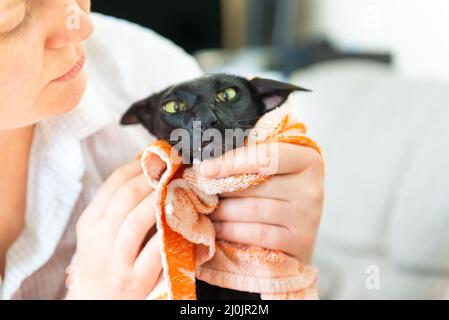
[[120, 73, 310, 299]]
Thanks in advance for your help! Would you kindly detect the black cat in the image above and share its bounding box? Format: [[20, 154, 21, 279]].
[[121, 74, 310, 163], [120, 73, 310, 299]]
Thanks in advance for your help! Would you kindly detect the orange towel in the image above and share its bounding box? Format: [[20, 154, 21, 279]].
[[143, 103, 321, 300]]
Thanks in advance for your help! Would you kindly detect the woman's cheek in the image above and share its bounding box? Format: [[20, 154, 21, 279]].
[[0, 40, 46, 128]]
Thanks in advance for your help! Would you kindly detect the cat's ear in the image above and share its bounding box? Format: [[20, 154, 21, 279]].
[[249, 77, 311, 111], [120, 92, 163, 126], [120, 100, 146, 125]]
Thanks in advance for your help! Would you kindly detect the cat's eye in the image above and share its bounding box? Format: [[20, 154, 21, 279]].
[[216, 87, 237, 103], [162, 100, 187, 114]]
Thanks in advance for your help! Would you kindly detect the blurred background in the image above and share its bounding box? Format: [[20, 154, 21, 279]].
[[93, 0, 449, 299]]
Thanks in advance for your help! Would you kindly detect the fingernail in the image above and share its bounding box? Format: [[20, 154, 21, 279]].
[[200, 161, 221, 178]]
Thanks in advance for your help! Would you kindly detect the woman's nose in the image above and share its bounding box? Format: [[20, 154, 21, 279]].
[[45, 2, 94, 49]]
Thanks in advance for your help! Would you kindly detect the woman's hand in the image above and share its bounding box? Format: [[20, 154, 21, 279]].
[[200, 142, 324, 264], [71, 161, 161, 300]]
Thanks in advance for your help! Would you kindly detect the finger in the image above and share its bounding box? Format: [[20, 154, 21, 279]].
[[211, 197, 290, 227], [114, 192, 157, 265], [214, 221, 296, 256], [220, 174, 299, 201], [221, 173, 323, 209], [133, 232, 162, 279], [84, 161, 143, 220], [200, 143, 321, 178], [100, 174, 153, 233]]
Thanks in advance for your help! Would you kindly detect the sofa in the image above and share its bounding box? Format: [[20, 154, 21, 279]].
[[289, 60, 449, 299]]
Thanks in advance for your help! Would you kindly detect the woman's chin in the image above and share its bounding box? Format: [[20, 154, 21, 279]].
[[45, 71, 89, 117]]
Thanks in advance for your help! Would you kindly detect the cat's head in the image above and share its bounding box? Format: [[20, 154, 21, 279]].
[[121, 74, 310, 161]]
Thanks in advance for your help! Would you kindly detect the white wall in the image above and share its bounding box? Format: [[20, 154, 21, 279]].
[[393, 0, 449, 82], [305, 0, 449, 82]]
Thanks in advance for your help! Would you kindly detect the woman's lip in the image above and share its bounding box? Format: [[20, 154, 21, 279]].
[[51, 55, 86, 83]]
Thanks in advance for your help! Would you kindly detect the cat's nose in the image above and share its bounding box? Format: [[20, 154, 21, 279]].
[[202, 118, 219, 130], [200, 108, 220, 129]]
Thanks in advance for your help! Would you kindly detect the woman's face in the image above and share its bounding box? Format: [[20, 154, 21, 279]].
[[0, 0, 93, 130]]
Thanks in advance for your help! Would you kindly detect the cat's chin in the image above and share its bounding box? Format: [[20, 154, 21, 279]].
[[177, 144, 230, 165]]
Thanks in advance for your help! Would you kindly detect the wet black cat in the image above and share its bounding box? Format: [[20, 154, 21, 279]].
[[120, 73, 310, 299], [121, 74, 310, 162]]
